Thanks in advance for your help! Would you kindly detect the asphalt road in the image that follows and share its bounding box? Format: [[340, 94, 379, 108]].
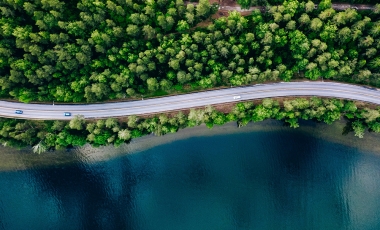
[[1, 82, 379, 120]]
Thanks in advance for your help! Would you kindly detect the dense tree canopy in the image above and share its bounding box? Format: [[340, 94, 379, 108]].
[[0, 0, 380, 104]]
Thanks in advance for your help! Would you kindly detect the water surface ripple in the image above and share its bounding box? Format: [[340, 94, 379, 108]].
[[1, 120, 380, 230]]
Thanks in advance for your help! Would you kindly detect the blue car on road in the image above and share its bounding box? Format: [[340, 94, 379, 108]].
[[64, 112, 71, 116], [15, 110, 23, 114]]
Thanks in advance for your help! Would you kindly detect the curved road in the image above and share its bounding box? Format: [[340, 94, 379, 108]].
[[1, 82, 380, 120]]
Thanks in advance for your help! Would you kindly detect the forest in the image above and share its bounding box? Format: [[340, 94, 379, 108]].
[[238, 0, 380, 9], [0, 97, 379, 153], [0, 0, 380, 103]]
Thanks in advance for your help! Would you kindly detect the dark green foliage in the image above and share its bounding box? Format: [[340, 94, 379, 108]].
[[1, 0, 380, 103], [0, 0, 215, 102]]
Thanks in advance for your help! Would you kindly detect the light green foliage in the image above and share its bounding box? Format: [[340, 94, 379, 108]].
[[127, 115, 138, 128], [126, 24, 139, 37], [352, 120, 365, 138], [318, 0, 331, 11], [299, 13, 310, 25], [310, 18, 323, 31], [196, 0, 211, 18], [187, 108, 205, 126], [32, 141, 47, 154], [142, 25, 156, 40], [305, 1, 315, 13], [237, 0, 251, 9], [361, 109, 380, 123], [105, 118, 117, 129], [176, 20, 190, 32], [69, 115, 85, 130], [319, 9, 335, 21], [160, 79, 173, 90], [289, 30, 310, 59], [118, 129, 131, 140], [374, 4, 380, 14], [147, 78, 159, 91]]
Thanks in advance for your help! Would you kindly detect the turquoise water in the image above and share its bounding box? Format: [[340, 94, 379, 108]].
[[1, 121, 380, 230]]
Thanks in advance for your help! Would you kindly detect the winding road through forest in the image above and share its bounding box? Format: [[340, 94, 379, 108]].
[[0, 82, 379, 120]]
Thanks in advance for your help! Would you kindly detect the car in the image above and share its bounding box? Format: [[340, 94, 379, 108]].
[[15, 110, 23, 114], [64, 112, 71, 116], [363, 86, 377, 91], [233, 96, 241, 99]]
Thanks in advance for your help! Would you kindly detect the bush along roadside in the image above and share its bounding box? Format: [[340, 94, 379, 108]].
[[0, 97, 379, 153]]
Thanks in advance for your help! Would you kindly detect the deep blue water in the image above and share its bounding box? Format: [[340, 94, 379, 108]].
[[1, 123, 380, 230]]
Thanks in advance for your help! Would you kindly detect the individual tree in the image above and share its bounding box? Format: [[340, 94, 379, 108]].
[[32, 141, 48, 154], [370, 58, 380, 70], [338, 27, 351, 43], [237, 0, 251, 9], [332, 12, 347, 26], [305, 1, 315, 13], [188, 108, 205, 126], [196, 0, 211, 18], [157, 15, 166, 30], [219, 47, 229, 58], [361, 109, 380, 123], [160, 79, 173, 90], [365, 48, 377, 58], [286, 21, 296, 30], [319, 8, 335, 21], [289, 30, 310, 59], [176, 20, 190, 32], [370, 22, 380, 37], [126, 24, 140, 37], [169, 59, 180, 70], [142, 25, 156, 40], [118, 129, 131, 141], [310, 18, 323, 31], [298, 14, 311, 27], [359, 36, 374, 47], [352, 120, 365, 138], [318, 0, 331, 11], [105, 118, 117, 129], [273, 12, 283, 23], [147, 78, 159, 91], [320, 23, 337, 41], [126, 88, 136, 96], [373, 4, 380, 15], [343, 8, 356, 21], [51, 120, 65, 131], [69, 115, 85, 130], [166, 16, 175, 30], [127, 115, 138, 128], [176, 71, 188, 84], [167, 8, 177, 17]]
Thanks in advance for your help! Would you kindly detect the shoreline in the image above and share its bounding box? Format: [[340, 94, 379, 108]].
[[1, 119, 379, 171]]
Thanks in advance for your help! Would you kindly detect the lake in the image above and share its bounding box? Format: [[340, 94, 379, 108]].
[[1, 120, 380, 230]]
